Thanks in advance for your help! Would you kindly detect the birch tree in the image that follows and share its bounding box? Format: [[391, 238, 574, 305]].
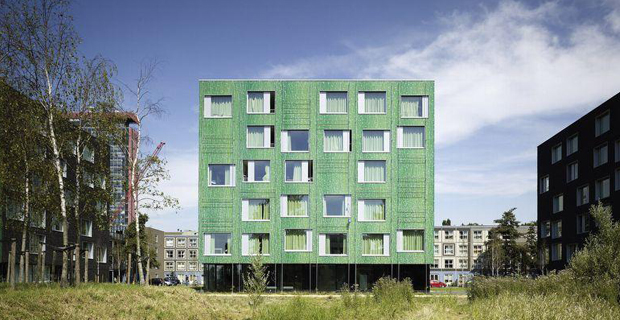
[[1, 0, 81, 286]]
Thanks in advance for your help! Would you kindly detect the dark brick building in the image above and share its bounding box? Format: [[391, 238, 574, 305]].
[[537, 92, 620, 270]]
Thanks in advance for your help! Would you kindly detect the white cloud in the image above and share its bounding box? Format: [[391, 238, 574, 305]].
[[263, 0, 620, 146]]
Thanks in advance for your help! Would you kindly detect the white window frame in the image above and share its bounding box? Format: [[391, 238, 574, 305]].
[[204, 233, 232, 256], [176, 261, 186, 271], [397, 126, 425, 149], [318, 233, 348, 256], [82, 242, 94, 260], [358, 92, 387, 114], [397, 229, 425, 253], [319, 91, 348, 114], [82, 220, 93, 237], [280, 195, 309, 218], [204, 95, 233, 118], [176, 237, 186, 247], [164, 261, 175, 272], [246, 92, 272, 114], [165, 249, 174, 259], [323, 195, 351, 218], [208, 164, 236, 187], [357, 199, 386, 222], [284, 229, 312, 252], [176, 249, 186, 259], [284, 160, 311, 183], [444, 244, 455, 255], [357, 160, 387, 183], [247, 126, 273, 149], [400, 95, 428, 118], [241, 199, 271, 221], [165, 237, 174, 247], [361, 233, 389, 256], [243, 160, 270, 183], [362, 130, 391, 153], [281, 130, 310, 153], [323, 130, 351, 153]]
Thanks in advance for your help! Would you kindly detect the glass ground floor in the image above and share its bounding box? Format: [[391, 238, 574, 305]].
[[429, 270, 473, 286], [203, 263, 430, 292]]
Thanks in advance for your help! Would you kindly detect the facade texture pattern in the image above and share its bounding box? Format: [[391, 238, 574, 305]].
[[198, 80, 434, 290]]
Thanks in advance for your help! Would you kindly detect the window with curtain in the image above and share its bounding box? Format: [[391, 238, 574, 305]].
[[324, 234, 346, 255], [286, 195, 308, 216], [324, 130, 346, 152], [400, 127, 425, 148], [209, 164, 235, 186], [248, 199, 270, 220], [210, 96, 232, 117], [362, 131, 386, 152], [243, 160, 270, 182], [247, 127, 266, 148], [285, 161, 310, 182], [363, 92, 386, 113], [401, 96, 425, 118], [247, 92, 264, 113], [285, 131, 309, 152], [205, 233, 231, 255], [285, 230, 308, 251], [362, 161, 386, 182], [326, 92, 347, 113], [363, 200, 385, 221], [402, 230, 424, 251], [248, 234, 269, 255], [362, 234, 384, 255]]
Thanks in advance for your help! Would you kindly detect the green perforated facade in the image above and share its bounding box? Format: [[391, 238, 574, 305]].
[[198, 80, 434, 291]]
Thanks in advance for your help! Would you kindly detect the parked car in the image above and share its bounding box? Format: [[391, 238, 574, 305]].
[[430, 280, 447, 288], [150, 278, 165, 286], [164, 276, 181, 286]]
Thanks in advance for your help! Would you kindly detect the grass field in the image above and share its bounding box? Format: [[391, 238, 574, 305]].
[[0, 283, 618, 319]]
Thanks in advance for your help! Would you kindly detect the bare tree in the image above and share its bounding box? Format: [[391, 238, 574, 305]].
[[0, 0, 80, 286]]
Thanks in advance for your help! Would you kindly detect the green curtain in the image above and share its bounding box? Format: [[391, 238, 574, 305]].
[[325, 131, 343, 151], [285, 230, 306, 250], [249, 200, 270, 220], [209, 235, 215, 254], [364, 200, 385, 220], [364, 92, 385, 113], [364, 161, 385, 182], [287, 195, 307, 216], [211, 96, 232, 117], [325, 235, 331, 254], [403, 230, 424, 251], [403, 127, 424, 148], [326, 92, 347, 113], [248, 92, 264, 113], [363, 235, 383, 255], [288, 161, 302, 181], [247, 127, 264, 147], [262, 164, 270, 181], [401, 96, 422, 117], [249, 235, 269, 255], [363, 131, 384, 152]]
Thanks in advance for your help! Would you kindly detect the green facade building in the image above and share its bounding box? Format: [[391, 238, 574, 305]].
[[198, 80, 434, 291]]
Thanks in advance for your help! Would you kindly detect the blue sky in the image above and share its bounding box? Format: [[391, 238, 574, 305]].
[[70, 0, 620, 231]]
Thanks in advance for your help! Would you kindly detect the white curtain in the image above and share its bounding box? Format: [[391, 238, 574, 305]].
[[212, 96, 232, 117], [363, 131, 384, 152], [248, 92, 264, 113], [403, 127, 424, 148], [364, 92, 385, 113], [401, 96, 422, 117], [326, 92, 347, 113], [325, 131, 343, 151], [247, 127, 265, 147], [287, 161, 303, 181], [363, 161, 385, 182]]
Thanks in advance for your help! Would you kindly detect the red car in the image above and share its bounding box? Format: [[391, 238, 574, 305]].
[[430, 280, 447, 288]]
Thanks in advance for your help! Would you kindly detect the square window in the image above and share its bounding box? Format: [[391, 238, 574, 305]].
[[399, 230, 424, 252], [247, 92, 274, 114], [285, 230, 311, 251], [595, 111, 610, 136], [176, 238, 186, 247], [324, 195, 350, 217], [401, 96, 428, 118], [552, 144, 562, 163], [358, 199, 386, 221], [320, 92, 348, 114], [282, 195, 308, 217], [553, 194, 563, 213], [320, 234, 347, 255], [243, 160, 270, 182], [204, 233, 231, 255], [358, 160, 386, 183], [362, 234, 388, 255], [444, 259, 454, 268], [459, 231, 468, 240], [444, 244, 455, 255], [359, 92, 386, 114], [567, 162, 578, 182], [247, 126, 274, 148], [165, 238, 174, 247], [444, 230, 454, 240], [204, 95, 232, 118], [165, 250, 174, 259], [577, 185, 589, 206], [177, 250, 186, 259], [281, 130, 309, 152], [324, 130, 351, 152], [473, 230, 483, 240], [165, 261, 174, 271], [285, 160, 313, 182], [243, 199, 270, 221], [189, 238, 198, 248], [594, 144, 608, 167], [566, 135, 578, 155], [397, 127, 425, 148], [243, 233, 270, 255], [362, 131, 390, 152], [595, 177, 610, 200], [209, 164, 236, 186]]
